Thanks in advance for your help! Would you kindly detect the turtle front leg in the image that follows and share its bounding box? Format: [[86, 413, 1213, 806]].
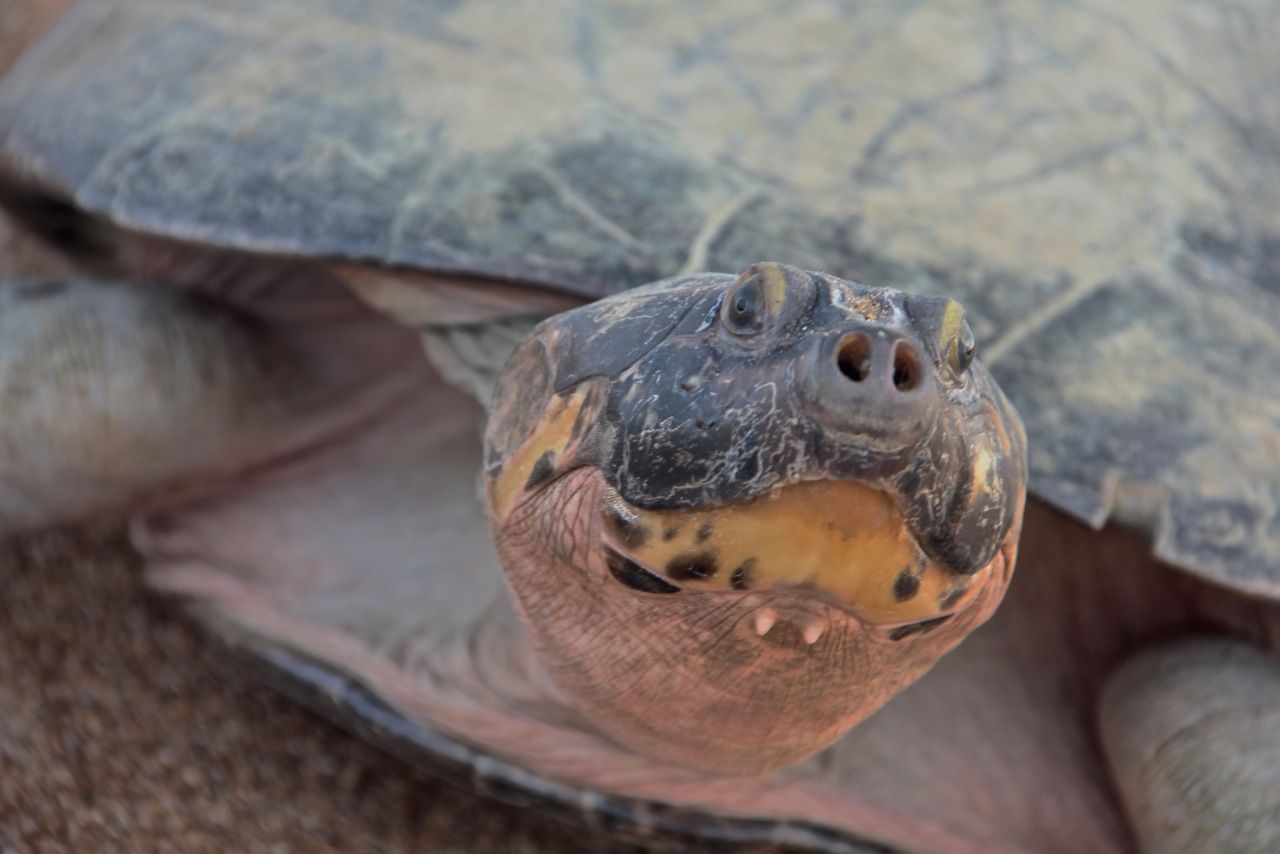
[[0, 278, 272, 534], [1099, 637, 1280, 853], [0, 277, 415, 536]]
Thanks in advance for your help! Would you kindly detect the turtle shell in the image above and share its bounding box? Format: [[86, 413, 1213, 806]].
[[2, 1, 1279, 846], [3, 1, 1276, 593]]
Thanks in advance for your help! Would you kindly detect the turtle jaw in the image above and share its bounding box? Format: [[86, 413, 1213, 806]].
[[492, 465, 1021, 777], [597, 478, 991, 630]]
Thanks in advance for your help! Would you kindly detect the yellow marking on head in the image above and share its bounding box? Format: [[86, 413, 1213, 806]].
[[971, 446, 993, 495], [607, 480, 981, 624], [938, 299, 966, 351], [755, 262, 791, 318], [489, 389, 589, 521]]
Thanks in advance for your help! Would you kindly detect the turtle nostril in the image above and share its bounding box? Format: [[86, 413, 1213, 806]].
[[892, 341, 921, 392], [836, 333, 872, 382]]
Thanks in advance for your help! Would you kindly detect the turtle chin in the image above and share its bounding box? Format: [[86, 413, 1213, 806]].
[[493, 466, 1021, 777]]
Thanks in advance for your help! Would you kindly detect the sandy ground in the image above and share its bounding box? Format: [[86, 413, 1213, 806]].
[[0, 5, 649, 852], [0, 531, 604, 852]]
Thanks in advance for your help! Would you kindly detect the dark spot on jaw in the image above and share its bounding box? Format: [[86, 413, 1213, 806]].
[[666, 551, 719, 581], [888, 614, 953, 642], [729, 559, 757, 590], [605, 547, 680, 594], [696, 522, 714, 542], [892, 570, 920, 602], [663, 527, 680, 541], [606, 507, 649, 549], [524, 450, 556, 491]]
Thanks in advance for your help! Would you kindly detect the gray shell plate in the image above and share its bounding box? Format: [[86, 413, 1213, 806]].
[[2, 6, 1278, 586]]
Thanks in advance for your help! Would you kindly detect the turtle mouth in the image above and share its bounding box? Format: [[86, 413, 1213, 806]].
[[596, 477, 982, 631], [597, 545, 962, 646]]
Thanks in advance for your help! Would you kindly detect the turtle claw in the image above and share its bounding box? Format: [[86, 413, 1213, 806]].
[[753, 607, 778, 637]]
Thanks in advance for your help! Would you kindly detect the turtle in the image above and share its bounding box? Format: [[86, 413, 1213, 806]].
[[2, 1, 1279, 852]]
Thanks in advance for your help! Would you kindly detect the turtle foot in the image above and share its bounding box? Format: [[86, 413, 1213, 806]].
[[1099, 637, 1280, 854], [0, 275, 418, 537], [0, 278, 274, 535]]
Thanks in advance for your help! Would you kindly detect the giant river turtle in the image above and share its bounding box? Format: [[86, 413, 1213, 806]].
[[2, 2, 1279, 852]]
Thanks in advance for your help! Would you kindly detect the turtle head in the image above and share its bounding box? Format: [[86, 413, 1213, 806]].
[[485, 262, 1027, 776]]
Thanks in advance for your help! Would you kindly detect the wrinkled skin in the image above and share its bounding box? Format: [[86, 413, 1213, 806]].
[[484, 263, 1026, 775]]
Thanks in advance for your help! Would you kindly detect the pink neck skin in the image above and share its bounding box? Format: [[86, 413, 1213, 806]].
[[494, 467, 1017, 776]]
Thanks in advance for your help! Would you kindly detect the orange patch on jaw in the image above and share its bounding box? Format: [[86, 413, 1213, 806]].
[[489, 389, 590, 521], [602, 480, 979, 625]]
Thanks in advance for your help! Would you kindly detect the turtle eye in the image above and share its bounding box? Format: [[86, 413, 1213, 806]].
[[721, 274, 767, 337], [949, 321, 977, 375]]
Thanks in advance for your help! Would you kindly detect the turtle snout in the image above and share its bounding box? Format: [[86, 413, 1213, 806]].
[[801, 325, 940, 445], [833, 330, 924, 393]]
